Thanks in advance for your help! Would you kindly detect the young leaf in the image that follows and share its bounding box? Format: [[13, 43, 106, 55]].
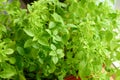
[[49, 51, 56, 56], [52, 56, 58, 64], [50, 44, 56, 50], [49, 21, 56, 29], [53, 35, 62, 42], [4, 49, 14, 55], [38, 39, 49, 46], [52, 13, 64, 24], [57, 49, 64, 58], [23, 29, 34, 37]]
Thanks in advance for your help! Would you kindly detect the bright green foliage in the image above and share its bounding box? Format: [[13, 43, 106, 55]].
[[0, 0, 120, 80]]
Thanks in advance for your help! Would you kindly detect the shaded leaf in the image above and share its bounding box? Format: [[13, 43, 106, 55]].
[[105, 30, 113, 42], [24, 39, 33, 48], [9, 57, 16, 64], [19, 74, 26, 80], [17, 46, 25, 56]]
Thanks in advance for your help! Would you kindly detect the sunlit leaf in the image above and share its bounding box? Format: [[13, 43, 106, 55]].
[[52, 56, 58, 64], [4, 49, 14, 55]]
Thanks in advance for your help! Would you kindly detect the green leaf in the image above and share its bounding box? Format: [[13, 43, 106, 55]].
[[53, 35, 62, 41], [4, 49, 14, 55], [52, 13, 64, 24], [53, 29, 58, 35], [19, 74, 26, 80], [38, 57, 44, 64], [0, 70, 16, 78], [23, 29, 34, 37], [0, 24, 7, 33], [105, 30, 113, 42], [67, 24, 77, 29], [27, 4, 32, 13], [45, 29, 52, 35], [9, 57, 16, 64], [29, 66, 36, 72], [51, 44, 56, 50], [48, 65, 56, 73], [17, 46, 25, 56], [38, 39, 49, 46], [52, 56, 58, 64], [57, 49, 64, 58], [0, 63, 16, 78], [49, 51, 56, 56], [24, 39, 33, 48], [49, 21, 56, 29]]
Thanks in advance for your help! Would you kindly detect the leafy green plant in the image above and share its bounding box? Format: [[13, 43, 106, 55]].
[[0, 0, 120, 80]]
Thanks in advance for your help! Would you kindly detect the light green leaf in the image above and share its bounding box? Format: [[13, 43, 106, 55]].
[[67, 24, 77, 28], [33, 36, 38, 41], [49, 21, 56, 29], [57, 49, 64, 58], [27, 4, 32, 13], [105, 30, 113, 42], [53, 29, 58, 35], [38, 39, 49, 46], [38, 57, 44, 64], [0, 24, 7, 33], [45, 29, 52, 35], [51, 44, 56, 50], [115, 70, 120, 80], [0, 63, 16, 78], [23, 29, 34, 37], [52, 13, 64, 24], [0, 70, 16, 78], [5, 49, 14, 55], [53, 35, 62, 41], [49, 51, 56, 56], [52, 56, 58, 64]]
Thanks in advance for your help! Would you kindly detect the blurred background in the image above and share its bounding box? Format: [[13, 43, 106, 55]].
[[115, 0, 120, 10]]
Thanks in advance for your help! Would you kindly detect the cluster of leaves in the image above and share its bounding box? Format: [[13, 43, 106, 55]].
[[0, 0, 120, 80]]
